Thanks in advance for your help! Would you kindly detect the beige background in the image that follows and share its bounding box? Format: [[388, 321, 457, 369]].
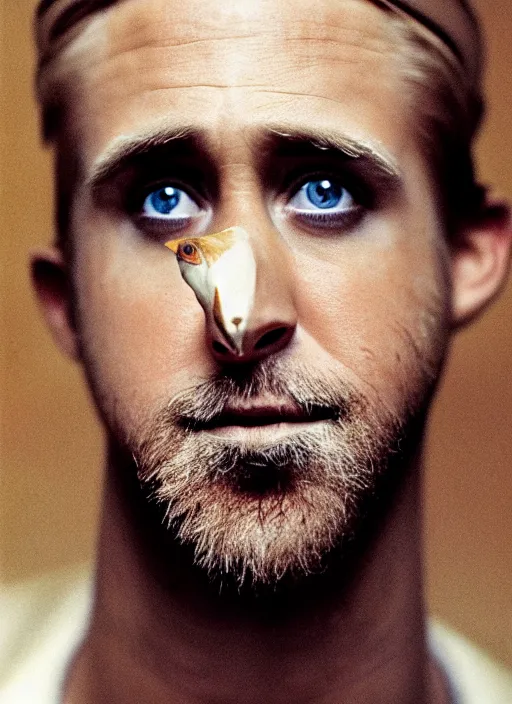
[[1, 0, 511, 668]]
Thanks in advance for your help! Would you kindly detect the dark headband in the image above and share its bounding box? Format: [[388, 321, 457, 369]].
[[376, 0, 482, 86], [36, 0, 482, 95]]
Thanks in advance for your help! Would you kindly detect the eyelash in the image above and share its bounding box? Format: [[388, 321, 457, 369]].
[[131, 180, 204, 211], [128, 169, 373, 235], [282, 170, 371, 230], [126, 179, 207, 233], [285, 168, 370, 204]]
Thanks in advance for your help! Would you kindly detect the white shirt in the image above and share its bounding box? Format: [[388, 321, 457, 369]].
[[1, 565, 511, 703]]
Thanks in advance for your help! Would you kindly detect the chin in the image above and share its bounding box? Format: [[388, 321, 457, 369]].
[[98, 334, 445, 590], [133, 404, 409, 589]]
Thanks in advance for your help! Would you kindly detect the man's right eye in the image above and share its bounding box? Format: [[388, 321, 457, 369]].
[[141, 185, 201, 220]]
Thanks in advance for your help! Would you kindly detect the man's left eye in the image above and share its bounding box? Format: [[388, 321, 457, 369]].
[[141, 186, 201, 219], [288, 179, 355, 214]]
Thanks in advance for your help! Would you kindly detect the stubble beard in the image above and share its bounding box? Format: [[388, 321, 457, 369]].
[[77, 265, 449, 589], [129, 361, 423, 589]]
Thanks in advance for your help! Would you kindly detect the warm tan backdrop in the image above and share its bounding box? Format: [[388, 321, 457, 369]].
[[1, 0, 511, 668]]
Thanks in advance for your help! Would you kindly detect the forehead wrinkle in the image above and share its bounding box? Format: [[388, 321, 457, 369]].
[[103, 27, 392, 68], [104, 0, 391, 50], [90, 44, 399, 135], [93, 0, 397, 82]]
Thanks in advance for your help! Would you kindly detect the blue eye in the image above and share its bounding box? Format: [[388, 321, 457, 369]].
[[148, 186, 180, 214], [288, 178, 355, 214], [306, 180, 343, 209], [141, 185, 201, 220]]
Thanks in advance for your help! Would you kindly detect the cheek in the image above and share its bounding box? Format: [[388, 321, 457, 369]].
[[72, 223, 213, 425], [293, 228, 450, 409]]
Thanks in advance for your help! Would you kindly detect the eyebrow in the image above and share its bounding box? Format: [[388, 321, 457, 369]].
[[264, 124, 401, 179], [86, 124, 201, 193], [87, 122, 403, 195]]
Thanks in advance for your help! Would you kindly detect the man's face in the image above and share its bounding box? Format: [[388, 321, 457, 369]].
[[61, 0, 451, 584]]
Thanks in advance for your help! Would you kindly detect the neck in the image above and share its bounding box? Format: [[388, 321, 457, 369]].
[[66, 441, 450, 704]]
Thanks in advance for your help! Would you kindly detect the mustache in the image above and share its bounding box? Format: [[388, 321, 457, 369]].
[[160, 358, 364, 431]]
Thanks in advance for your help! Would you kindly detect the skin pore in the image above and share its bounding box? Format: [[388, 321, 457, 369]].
[[32, 0, 512, 702]]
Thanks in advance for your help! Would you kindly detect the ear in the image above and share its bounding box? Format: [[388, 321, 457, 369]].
[[30, 247, 80, 360], [451, 200, 512, 328]]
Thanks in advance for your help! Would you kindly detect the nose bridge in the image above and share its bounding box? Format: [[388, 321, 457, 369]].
[[246, 223, 297, 339], [209, 224, 297, 362]]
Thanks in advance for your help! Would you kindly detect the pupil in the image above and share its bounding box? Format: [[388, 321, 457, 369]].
[[151, 186, 180, 214], [306, 179, 341, 209], [183, 244, 194, 255]]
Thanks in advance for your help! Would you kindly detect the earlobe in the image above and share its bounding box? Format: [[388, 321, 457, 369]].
[[451, 201, 512, 328], [30, 247, 81, 360]]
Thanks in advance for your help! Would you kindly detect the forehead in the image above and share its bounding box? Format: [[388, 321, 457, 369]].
[[59, 0, 410, 170]]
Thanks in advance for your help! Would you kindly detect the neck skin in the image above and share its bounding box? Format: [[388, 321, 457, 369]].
[[66, 439, 450, 704]]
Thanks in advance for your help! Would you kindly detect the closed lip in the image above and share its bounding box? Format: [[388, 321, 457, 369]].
[[191, 399, 337, 431]]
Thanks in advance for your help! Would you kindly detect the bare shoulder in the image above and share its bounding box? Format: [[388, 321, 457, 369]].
[[430, 621, 512, 704]]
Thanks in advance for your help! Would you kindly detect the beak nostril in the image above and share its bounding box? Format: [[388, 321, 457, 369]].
[[254, 327, 289, 350], [213, 340, 231, 355]]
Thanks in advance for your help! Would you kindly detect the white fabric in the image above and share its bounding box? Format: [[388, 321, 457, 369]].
[[0, 567, 92, 703], [430, 622, 512, 704], [1, 566, 511, 703]]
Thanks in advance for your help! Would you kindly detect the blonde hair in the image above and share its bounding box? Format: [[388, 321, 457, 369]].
[[390, 12, 484, 229]]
